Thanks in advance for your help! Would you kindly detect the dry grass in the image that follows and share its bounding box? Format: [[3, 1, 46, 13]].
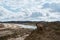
[[0, 23, 33, 40], [25, 22, 60, 40]]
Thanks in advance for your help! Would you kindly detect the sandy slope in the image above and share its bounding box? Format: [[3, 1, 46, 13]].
[[0, 23, 34, 40]]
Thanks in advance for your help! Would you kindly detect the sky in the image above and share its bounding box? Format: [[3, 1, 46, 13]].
[[0, 0, 60, 22]]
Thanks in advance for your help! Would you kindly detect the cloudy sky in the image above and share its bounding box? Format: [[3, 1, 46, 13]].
[[0, 0, 60, 22]]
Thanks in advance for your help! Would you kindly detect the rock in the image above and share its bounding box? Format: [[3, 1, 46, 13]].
[[25, 22, 60, 40]]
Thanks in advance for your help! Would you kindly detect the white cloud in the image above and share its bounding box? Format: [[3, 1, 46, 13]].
[[0, 0, 60, 22], [46, 0, 60, 3]]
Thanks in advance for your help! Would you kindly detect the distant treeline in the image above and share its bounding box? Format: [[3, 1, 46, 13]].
[[0, 21, 60, 24]]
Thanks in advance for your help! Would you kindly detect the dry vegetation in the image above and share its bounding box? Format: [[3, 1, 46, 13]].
[[25, 22, 60, 40], [0, 22, 60, 40], [0, 23, 33, 40]]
